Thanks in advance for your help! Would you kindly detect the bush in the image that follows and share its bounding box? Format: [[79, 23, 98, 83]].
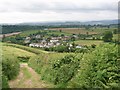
[[103, 31, 113, 42], [17, 56, 30, 62], [2, 54, 20, 80], [41, 54, 81, 85], [69, 44, 120, 88], [2, 75, 10, 89], [28, 53, 82, 87]]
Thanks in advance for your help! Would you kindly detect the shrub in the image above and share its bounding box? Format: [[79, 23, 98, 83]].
[[69, 44, 120, 88], [2, 54, 20, 80], [103, 31, 113, 42], [41, 54, 81, 85], [2, 75, 10, 89]]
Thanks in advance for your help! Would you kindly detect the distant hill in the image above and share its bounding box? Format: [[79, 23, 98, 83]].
[[82, 20, 118, 25], [19, 19, 118, 26], [1, 19, 118, 34]]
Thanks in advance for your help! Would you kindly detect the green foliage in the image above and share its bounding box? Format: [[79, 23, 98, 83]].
[[69, 44, 120, 89], [17, 56, 30, 62], [113, 29, 118, 34], [2, 53, 20, 80], [2, 25, 44, 34], [50, 55, 81, 84], [28, 53, 82, 87], [103, 31, 113, 42], [75, 48, 89, 53], [28, 53, 69, 74], [2, 75, 10, 89], [55, 45, 69, 52]]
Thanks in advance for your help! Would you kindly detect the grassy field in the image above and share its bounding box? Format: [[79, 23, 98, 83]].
[[4, 43, 49, 54], [19, 29, 71, 37], [90, 27, 117, 34], [2, 45, 36, 57], [48, 27, 117, 35], [49, 28, 98, 35], [19, 30, 41, 37], [2, 42, 55, 88], [113, 34, 119, 40], [71, 40, 104, 46]]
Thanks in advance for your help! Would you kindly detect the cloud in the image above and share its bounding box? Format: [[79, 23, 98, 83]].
[[0, 0, 118, 13], [0, 0, 119, 23]]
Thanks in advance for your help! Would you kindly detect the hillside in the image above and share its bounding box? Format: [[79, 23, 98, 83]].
[[2, 41, 120, 89], [2, 42, 55, 88]]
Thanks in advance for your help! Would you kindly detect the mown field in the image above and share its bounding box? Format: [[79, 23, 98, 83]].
[[113, 34, 119, 40], [18, 29, 72, 37], [4, 43, 49, 54], [71, 40, 104, 46], [49, 27, 116, 35], [48, 28, 98, 35]]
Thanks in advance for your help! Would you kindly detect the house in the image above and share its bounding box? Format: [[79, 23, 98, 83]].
[[76, 45, 82, 48], [24, 37, 31, 43], [24, 40, 30, 43], [69, 44, 73, 47], [62, 36, 70, 41], [44, 28, 48, 30], [35, 35, 41, 38], [56, 42, 60, 46], [25, 36, 30, 39], [41, 40, 47, 44], [29, 43, 35, 47], [50, 40, 59, 43]]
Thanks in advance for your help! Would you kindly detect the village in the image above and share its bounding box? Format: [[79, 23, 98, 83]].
[[24, 33, 83, 49]]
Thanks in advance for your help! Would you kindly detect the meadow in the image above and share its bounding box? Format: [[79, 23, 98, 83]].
[[48, 28, 98, 34], [71, 40, 104, 46]]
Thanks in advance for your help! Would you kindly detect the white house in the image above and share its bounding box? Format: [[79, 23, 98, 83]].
[[29, 43, 35, 47], [76, 45, 82, 48], [50, 40, 59, 43]]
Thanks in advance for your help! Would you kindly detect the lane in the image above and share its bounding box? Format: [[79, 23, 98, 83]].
[[9, 63, 54, 88]]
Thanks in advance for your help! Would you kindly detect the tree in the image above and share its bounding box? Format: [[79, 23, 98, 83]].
[[92, 36, 95, 40], [71, 36, 75, 41], [103, 31, 113, 42], [113, 29, 117, 34], [86, 32, 89, 36], [59, 29, 62, 32], [61, 34, 65, 37], [55, 45, 69, 52]]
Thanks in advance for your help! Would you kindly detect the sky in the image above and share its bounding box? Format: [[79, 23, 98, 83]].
[[0, 0, 119, 24]]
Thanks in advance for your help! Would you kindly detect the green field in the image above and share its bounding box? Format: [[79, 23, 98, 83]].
[[4, 43, 49, 54], [49, 28, 98, 35], [49, 27, 117, 35], [113, 34, 119, 40], [2, 45, 36, 57], [72, 40, 104, 46]]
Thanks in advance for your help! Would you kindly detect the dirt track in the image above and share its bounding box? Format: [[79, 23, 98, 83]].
[[9, 63, 54, 88]]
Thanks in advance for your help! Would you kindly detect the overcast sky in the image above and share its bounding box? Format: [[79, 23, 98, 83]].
[[0, 0, 119, 23]]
